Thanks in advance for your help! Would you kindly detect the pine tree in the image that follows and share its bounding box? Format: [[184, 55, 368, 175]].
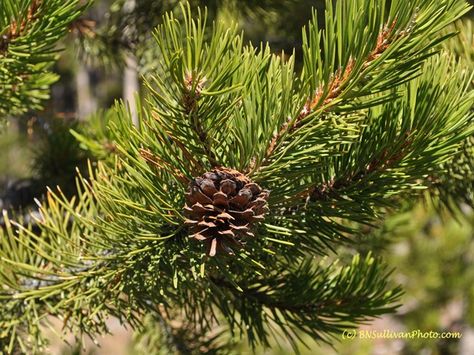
[[1, 0, 473, 353], [0, 0, 88, 128]]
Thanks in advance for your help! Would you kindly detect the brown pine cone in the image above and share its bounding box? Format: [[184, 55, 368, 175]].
[[184, 167, 269, 256]]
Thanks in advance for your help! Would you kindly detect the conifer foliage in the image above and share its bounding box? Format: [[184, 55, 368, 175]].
[[0, 0, 87, 124], [1, 0, 473, 353]]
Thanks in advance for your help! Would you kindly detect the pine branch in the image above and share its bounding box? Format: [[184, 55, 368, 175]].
[[309, 131, 414, 202], [265, 18, 402, 158], [262, 53, 473, 254], [428, 18, 474, 213], [0, 0, 42, 54], [210, 254, 402, 348], [1, 2, 473, 352], [182, 71, 220, 166], [257, 0, 469, 175], [0, 0, 89, 121]]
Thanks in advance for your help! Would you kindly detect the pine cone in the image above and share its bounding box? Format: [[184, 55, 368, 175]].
[[184, 168, 269, 256]]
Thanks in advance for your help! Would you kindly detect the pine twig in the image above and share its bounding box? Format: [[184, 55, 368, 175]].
[[0, 0, 42, 54], [263, 20, 401, 162], [139, 148, 190, 185], [182, 72, 219, 167], [309, 131, 414, 201]]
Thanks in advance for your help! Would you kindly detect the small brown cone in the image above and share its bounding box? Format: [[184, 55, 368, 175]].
[[184, 167, 269, 256]]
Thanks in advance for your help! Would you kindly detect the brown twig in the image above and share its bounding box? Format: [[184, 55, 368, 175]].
[[308, 131, 413, 201], [262, 20, 400, 165], [211, 276, 368, 315], [182, 72, 219, 167], [150, 111, 206, 176], [0, 0, 42, 54], [139, 148, 190, 185]]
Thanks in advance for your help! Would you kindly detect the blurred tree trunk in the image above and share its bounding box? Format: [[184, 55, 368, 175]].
[[123, 0, 139, 127], [76, 63, 97, 120], [460, 327, 474, 355], [124, 54, 139, 127]]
